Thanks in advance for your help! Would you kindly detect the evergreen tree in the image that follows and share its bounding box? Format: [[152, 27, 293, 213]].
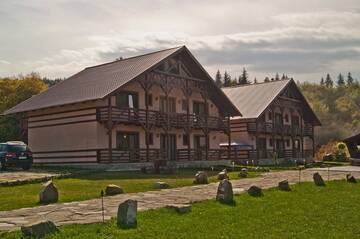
[[320, 77, 325, 86], [215, 70, 222, 87], [281, 73, 286, 80], [347, 72, 354, 85], [264, 76, 270, 82], [223, 71, 231, 87], [275, 72, 280, 81], [337, 73, 345, 86], [254, 77, 258, 84], [238, 68, 248, 85], [325, 73, 333, 88]]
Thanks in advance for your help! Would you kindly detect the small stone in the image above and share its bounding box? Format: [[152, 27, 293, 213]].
[[239, 168, 248, 178], [194, 171, 208, 184], [153, 182, 170, 189], [278, 180, 291, 191], [39, 181, 58, 204], [346, 174, 357, 183], [216, 179, 234, 204], [313, 172, 326, 186], [117, 199, 137, 228], [105, 184, 124, 196], [21, 220, 59, 238], [248, 185, 263, 197], [166, 204, 192, 214], [217, 169, 229, 180]]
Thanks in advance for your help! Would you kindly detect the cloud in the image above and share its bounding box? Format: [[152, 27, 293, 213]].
[[0, 60, 10, 65]]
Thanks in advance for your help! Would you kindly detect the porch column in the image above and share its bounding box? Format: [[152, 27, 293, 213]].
[[299, 111, 304, 158], [312, 125, 315, 157], [255, 119, 259, 162], [144, 74, 150, 162], [107, 96, 113, 163], [204, 94, 209, 161], [185, 79, 191, 161], [227, 114, 231, 161]]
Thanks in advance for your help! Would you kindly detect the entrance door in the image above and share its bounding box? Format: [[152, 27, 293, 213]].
[[275, 139, 284, 157], [194, 135, 206, 160], [160, 134, 177, 161], [257, 138, 267, 158], [117, 132, 139, 161]]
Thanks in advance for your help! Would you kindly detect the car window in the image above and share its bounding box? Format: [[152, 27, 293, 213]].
[[7, 145, 27, 152], [0, 144, 6, 151]]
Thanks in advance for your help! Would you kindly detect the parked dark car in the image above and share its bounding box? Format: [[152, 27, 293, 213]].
[[0, 141, 33, 170]]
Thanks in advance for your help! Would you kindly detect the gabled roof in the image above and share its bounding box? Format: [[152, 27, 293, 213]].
[[5, 46, 240, 116], [222, 79, 321, 125]]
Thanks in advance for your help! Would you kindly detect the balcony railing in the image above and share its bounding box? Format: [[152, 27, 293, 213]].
[[97, 107, 227, 131], [247, 122, 313, 136]]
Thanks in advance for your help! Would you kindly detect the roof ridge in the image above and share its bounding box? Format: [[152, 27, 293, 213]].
[[222, 78, 292, 89], [85, 46, 184, 70]]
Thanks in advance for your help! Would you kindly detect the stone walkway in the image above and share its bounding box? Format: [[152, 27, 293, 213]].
[[0, 169, 62, 186], [0, 168, 359, 231]]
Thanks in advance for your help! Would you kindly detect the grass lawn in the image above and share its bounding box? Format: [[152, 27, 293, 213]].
[[2, 180, 360, 238], [0, 169, 259, 211]]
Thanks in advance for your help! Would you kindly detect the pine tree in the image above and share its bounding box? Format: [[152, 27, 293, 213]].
[[325, 73, 333, 88], [320, 77, 325, 86], [238, 68, 248, 85], [223, 71, 231, 87], [347, 72, 354, 85], [275, 72, 280, 81], [215, 70, 222, 87], [254, 77, 257, 84], [281, 73, 286, 80], [337, 73, 345, 86], [264, 77, 270, 82]]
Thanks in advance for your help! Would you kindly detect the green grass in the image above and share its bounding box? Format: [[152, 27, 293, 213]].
[[2, 180, 360, 238], [0, 169, 258, 211]]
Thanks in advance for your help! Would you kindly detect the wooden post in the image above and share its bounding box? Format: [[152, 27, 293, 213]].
[[185, 79, 191, 161], [312, 126, 315, 158], [144, 75, 150, 162], [300, 111, 304, 158], [107, 97, 113, 163], [227, 114, 231, 161], [204, 94, 209, 161]]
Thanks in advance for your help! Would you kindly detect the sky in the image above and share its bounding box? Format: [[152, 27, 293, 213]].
[[0, 0, 359, 83]]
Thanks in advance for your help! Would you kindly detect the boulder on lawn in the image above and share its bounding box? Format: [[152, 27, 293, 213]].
[[346, 174, 357, 183], [278, 180, 291, 191], [117, 199, 137, 228], [216, 179, 234, 204], [194, 171, 208, 184], [105, 184, 124, 196], [39, 181, 58, 204], [166, 204, 192, 214], [217, 169, 229, 180], [247, 185, 263, 197], [239, 168, 248, 178], [21, 220, 59, 238], [313, 172, 326, 186], [153, 182, 170, 189]]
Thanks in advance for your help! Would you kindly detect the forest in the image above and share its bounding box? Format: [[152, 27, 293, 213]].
[[0, 71, 359, 147]]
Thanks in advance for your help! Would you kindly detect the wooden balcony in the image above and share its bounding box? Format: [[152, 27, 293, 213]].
[[247, 122, 313, 136], [97, 107, 227, 131]]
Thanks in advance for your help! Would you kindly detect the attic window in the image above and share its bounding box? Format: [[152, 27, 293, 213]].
[[268, 111, 272, 120]]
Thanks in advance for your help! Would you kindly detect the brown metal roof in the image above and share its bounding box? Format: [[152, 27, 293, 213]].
[[5, 46, 240, 116], [5, 46, 182, 114], [222, 79, 321, 125], [223, 80, 290, 119]]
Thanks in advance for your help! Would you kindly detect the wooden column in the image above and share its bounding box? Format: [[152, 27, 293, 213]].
[[144, 75, 150, 162], [185, 79, 191, 161], [107, 96, 113, 163], [255, 118, 259, 162], [204, 94, 209, 161], [300, 111, 304, 158], [312, 126, 315, 157], [227, 114, 231, 161]]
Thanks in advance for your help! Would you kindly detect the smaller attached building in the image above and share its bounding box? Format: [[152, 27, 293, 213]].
[[222, 79, 321, 165]]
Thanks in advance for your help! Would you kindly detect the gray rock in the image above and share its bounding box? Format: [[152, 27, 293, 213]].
[[105, 184, 124, 196], [278, 180, 291, 191], [166, 204, 192, 213], [194, 171, 208, 184], [239, 168, 248, 178], [217, 169, 229, 180], [153, 182, 170, 189], [313, 172, 326, 186], [216, 179, 234, 204], [21, 220, 59, 238], [117, 199, 137, 228], [248, 185, 263, 197], [346, 174, 357, 183], [39, 181, 58, 204]]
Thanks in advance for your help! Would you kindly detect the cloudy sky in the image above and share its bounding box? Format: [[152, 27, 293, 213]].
[[0, 0, 359, 83]]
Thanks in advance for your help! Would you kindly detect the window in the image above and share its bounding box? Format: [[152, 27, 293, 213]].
[[146, 94, 153, 107], [160, 97, 176, 112], [268, 111, 272, 121], [193, 101, 206, 115], [116, 92, 138, 108], [284, 114, 289, 123], [182, 99, 187, 111], [286, 139, 290, 147], [269, 138, 273, 147], [183, 134, 189, 146], [147, 133, 154, 145], [194, 135, 206, 149], [116, 132, 139, 150]]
